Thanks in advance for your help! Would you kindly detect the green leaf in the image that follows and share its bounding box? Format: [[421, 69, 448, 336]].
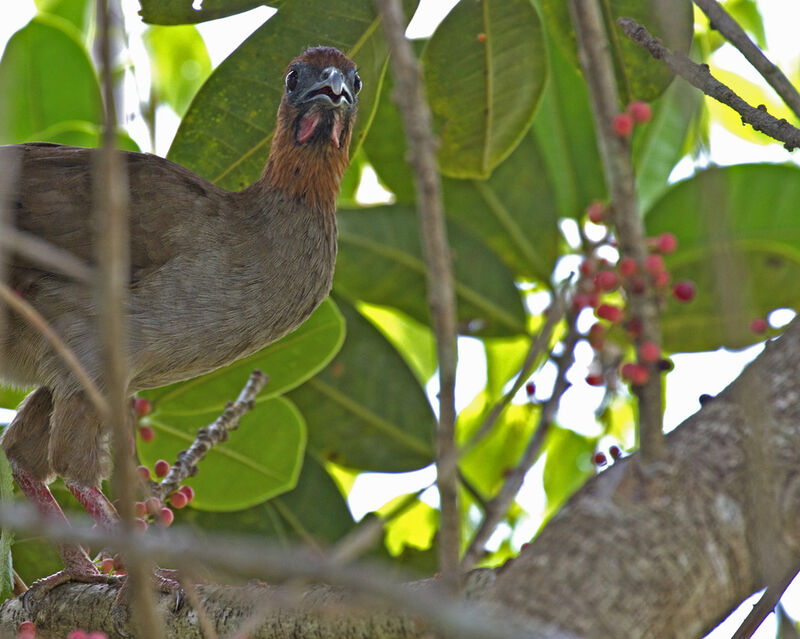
[[442, 130, 560, 281], [141, 298, 344, 414], [541, 0, 693, 103], [288, 300, 434, 472], [422, 0, 547, 178], [724, 0, 766, 49], [14, 120, 140, 150], [139, 0, 276, 25], [542, 426, 596, 519], [484, 334, 533, 400], [335, 205, 527, 336], [0, 386, 30, 411], [140, 397, 305, 511], [0, 450, 14, 602], [175, 454, 354, 545], [143, 25, 212, 116], [35, 0, 92, 35], [380, 497, 438, 556], [0, 14, 102, 144], [167, 0, 415, 190], [646, 164, 800, 352]]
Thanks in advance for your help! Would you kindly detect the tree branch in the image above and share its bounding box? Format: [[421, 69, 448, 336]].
[[731, 569, 798, 639], [375, 0, 460, 591], [692, 0, 800, 120], [570, 0, 664, 463], [618, 16, 800, 150]]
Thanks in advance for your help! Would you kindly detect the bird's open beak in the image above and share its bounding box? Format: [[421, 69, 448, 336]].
[[302, 67, 353, 108]]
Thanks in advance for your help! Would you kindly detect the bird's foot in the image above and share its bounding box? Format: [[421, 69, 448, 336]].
[[22, 564, 122, 614], [110, 566, 184, 638]]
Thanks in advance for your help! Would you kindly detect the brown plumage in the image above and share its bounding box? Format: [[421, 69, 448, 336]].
[[0, 46, 359, 593]]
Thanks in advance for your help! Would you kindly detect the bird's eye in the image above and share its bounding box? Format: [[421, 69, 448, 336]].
[[353, 73, 362, 95], [285, 70, 298, 92]]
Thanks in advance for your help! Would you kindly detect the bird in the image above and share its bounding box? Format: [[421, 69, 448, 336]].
[[0, 46, 359, 598]]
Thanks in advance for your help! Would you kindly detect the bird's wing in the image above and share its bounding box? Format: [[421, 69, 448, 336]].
[[4, 143, 229, 289]]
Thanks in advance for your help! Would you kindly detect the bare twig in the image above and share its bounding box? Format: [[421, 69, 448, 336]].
[[693, 0, 800, 120], [376, 0, 460, 591], [570, 1, 664, 463], [618, 17, 800, 151], [462, 312, 581, 570], [0, 281, 107, 415], [731, 569, 797, 639], [152, 370, 269, 501]]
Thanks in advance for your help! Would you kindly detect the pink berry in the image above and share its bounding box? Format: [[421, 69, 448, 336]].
[[749, 318, 767, 334], [87, 632, 108, 639], [638, 341, 660, 363], [621, 362, 650, 386], [138, 425, 155, 442], [18, 621, 36, 638], [627, 100, 653, 124], [672, 280, 696, 302], [134, 501, 147, 518], [594, 270, 619, 292], [655, 232, 678, 254], [586, 373, 604, 387], [154, 459, 170, 478], [612, 113, 634, 137], [579, 259, 596, 278], [525, 381, 535, 398], [572, 291, 598, 312], [596, 303, 623, 323], [133, 397, 152, 417], [593, 452, 607, 465], [178, 485, 195, 502], [586, 201, 605, 224], [133, 518, 148, 532], [100, 557, 115, 574], [136, 465, 150, 482], [68, 631, 89, 639], [170, 491, 188, 509], [618, 256, 637, 278], [159, 507, 175, 527], [652, 269, 671, 288], [644, 254, 665, 276]]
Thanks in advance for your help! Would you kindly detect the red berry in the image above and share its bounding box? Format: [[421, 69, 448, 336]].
[[18, 622, 36, 636], [618, 256, 637, 277], [587, 323, 605, 348], [625, 317, 643, 339], [609, 445, 622, 460], [133, 397, 152, 417], [170, 491, 188, 509], [631, 276, 647, 295], [612, 113, 634, 137], [87, 632, 108, 639], [644, 254, 665, 276], [154, 459, 170, 478], [593, 452, 607, 465], [627, 100, 653, 124], [638, 341, 660, 363], [68, 631, 89, 639], [138, 425, 155, 443], [572, 292, 598, 312], [672, 280, 696, 302], [621, 362, 650, 386], [178, 485, 195, 502], [579, 259, 596, 278], [100, 557, 115, 574], [133, 518, 148, 532], [134, 501, 147, 518], [136, 465, 150, 482], [596, 303, 623, 323], [594, 270, 619, 292], [749, 318, 768, 334], [145, 497, 161, 515], [652, 269, 671, 288], [586, 373, 604, 387], [655, 232, 678, 254], [586, 201, 605, 224], [159, 507, 175, 527], [525, 381, 536, 398]]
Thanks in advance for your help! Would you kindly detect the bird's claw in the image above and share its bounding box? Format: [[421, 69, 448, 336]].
[[21, 568, 121, 615]]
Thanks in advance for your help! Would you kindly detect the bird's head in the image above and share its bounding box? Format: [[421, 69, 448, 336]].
[[280, 47, 360, 150]]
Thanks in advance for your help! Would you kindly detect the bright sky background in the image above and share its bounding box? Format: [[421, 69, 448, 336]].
[[2, 1, 800, 636]]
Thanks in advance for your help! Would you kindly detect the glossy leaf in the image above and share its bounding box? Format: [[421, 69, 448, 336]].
[[381, 497, 438, 556], [484, 335, 533, 400], [0, 15, 102, 144], [335, 205, 527, 336], [35, 0, 92, 35], [139, 0, 276, 25], [423, 0, 547, 178], [542, 426, 596, 520], [646, 164, 800, 352], [143, 25, 212, 116], [288, 300, 434, 472], [541, 0, 693, 103], [141, 298, 344, 414], [0, 386, 30, 411], [140, 397, 305, 511], [167, 0, 415, 190]]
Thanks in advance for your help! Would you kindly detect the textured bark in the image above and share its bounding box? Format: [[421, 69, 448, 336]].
[[3, 318, 800, 638]]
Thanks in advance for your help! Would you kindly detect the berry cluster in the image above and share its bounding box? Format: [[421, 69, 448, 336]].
[[16, 623, 107, 639], [612, 100, 653, 137]]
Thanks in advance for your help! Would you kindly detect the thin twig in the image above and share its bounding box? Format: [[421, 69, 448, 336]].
[[0, 281, 107, 416], [570, 1, 664, 463], [461, 312, 581, 570], [618, 17, 800, 151], [95, 1, 162, 636], [731, 569, 797, 639], [693, 0, 800, 120], [376, 0, 460, 592], [177, 572, 218, 639], [152, 370, 269, 501]]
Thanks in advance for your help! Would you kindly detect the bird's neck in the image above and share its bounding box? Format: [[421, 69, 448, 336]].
[[258, 117, 351, 213]]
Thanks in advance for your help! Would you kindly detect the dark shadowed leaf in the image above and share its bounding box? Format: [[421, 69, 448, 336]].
[[423, 0, 547, 178], [646, 164, 800, 352], [138, 0, 277, 25], [141, 298, 344, 414], [0, 15, 102, 144], [288, 300, 434, 472], [335, 206, 526, 336], [139, 397, 305, 511]]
